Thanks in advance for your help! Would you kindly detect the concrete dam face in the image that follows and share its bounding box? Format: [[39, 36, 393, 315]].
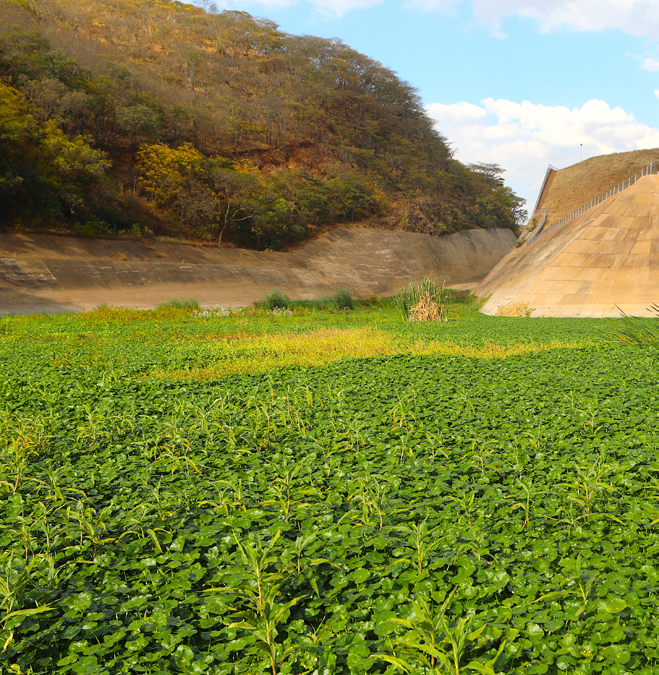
[[477, 174, 658, 318], [0, 226, 516, 314]]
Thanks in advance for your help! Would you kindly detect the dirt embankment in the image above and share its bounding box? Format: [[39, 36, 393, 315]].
[[539, 149, 659, 225], [0, 226, 516, 314]]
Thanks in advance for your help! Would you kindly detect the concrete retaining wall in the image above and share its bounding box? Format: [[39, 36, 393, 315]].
[[476, 175, 658, 317]]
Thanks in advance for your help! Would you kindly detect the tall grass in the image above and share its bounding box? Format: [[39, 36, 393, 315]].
[[331, 289, 355, 310], [255, 289, 356, 312], [157, 298, 200, 309], [256, 290, 292, 311], [606, 304, 658, 346]]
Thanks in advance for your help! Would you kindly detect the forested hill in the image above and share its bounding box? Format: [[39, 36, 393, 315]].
[[0, 0, 525, 250]]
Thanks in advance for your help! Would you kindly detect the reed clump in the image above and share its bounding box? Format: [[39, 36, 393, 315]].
[[408, 292, 446, 322], [396, 277, 449, 322]]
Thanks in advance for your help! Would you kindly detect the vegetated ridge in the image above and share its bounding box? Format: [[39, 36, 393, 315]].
[[535, 148, 659, 226], [0, 0, 525, 250]]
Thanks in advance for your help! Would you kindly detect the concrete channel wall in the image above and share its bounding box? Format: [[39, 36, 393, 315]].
[[0, 226, 516, 314]]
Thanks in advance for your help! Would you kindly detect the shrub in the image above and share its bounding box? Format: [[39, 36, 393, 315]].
[[257, 289, 292, 310], [332, 288, 355, 310]]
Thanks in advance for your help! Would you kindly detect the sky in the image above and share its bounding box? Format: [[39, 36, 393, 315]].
[[189, 0, 659, 215]]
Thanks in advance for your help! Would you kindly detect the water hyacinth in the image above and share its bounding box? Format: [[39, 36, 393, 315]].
[[0, 302, 655, 673]]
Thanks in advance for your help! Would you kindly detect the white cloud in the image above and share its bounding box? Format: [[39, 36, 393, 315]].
[[426, 98, 659, 212], [315, 0, 383, 13], [195, 0, 659, 30], [655, 89, 659, 99], [429, 101, 487, 125], [403, 0, 659, 37], [404, 0, 460, 11], [641, 57, 659, 71], [469, 0, 659, 39]]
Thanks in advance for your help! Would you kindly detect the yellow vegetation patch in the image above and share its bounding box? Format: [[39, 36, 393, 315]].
[[410, 339, 571, 359], [496, 302, 534, 317], [148, 327, 579, 380]]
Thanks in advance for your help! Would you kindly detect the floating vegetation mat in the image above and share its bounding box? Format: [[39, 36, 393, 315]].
[[0, 305, 656, 674]]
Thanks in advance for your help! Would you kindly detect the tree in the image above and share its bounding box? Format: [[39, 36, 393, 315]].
[[0, 81, 111, 224], [0, 81, 35, 220], [467, 162, 506, 182], [116, 104, 161, 147], [37, 120, 111, 211], [137, 142, 208, 232], [207, 157, 262, 244], [136, 143, 263, 241], [468, 162, 527, 229]]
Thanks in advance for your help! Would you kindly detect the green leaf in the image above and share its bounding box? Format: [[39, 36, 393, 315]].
[[171, 535, 186, 552], [352, 568, 370, 585], [370, 653, 413, 673], [3, 606, 55, 625], [465, 662, 497, 675], [596, 597, 628, 614], [273, 595, 306, 623]]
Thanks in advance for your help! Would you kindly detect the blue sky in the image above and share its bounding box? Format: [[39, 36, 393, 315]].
[[189, 0, 659, 213]]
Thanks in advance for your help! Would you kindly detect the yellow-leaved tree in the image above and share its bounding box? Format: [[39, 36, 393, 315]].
[[137, 142, 263, 241], [136, 143, 209, 233]]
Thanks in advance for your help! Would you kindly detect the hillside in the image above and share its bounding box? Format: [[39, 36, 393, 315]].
[[0, 0, 525, 250], [536, 148, 659, 226]]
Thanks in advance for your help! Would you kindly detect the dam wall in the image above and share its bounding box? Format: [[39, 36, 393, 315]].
[[477, 175, 658, 318]]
